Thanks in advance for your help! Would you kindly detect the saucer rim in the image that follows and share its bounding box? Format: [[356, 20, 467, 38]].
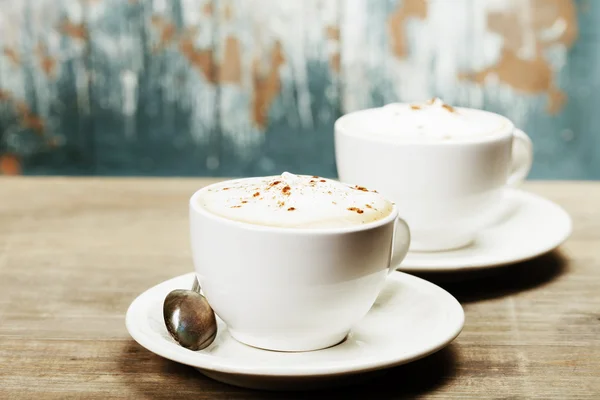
[[396, 188, 572, 272], [125, 272, 465, 377]]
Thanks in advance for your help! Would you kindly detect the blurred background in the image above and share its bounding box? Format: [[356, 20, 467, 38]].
[[0, 0, 596, 179]]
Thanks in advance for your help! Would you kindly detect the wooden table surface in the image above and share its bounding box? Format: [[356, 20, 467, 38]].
[[1, 177, 599, 399]]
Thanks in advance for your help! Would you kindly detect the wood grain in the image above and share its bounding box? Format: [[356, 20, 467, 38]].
[[0, 177, 599, 399]]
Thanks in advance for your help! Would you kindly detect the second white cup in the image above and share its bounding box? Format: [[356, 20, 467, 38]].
[[335, 102, 533, 252]]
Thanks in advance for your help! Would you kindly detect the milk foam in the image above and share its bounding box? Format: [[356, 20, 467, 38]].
[[197, 172, 395, 229], [340, 98, 510, 142]]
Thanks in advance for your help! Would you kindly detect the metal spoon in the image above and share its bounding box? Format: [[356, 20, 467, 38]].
[[163, 276, 217, 351]]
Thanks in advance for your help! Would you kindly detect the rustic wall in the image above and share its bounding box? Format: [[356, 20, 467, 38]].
[[0, 0, 596, 179]]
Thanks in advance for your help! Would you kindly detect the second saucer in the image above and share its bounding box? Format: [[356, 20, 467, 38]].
[[395, 189, 572, 273]]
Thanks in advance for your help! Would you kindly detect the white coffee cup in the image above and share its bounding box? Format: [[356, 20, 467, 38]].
[[334, 101, 533, 252], [189, 177, 410, 352]]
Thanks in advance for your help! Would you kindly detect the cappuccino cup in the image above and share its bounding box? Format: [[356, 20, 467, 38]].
[[334, 98, 533, 252], [189, 172, 410, 352]]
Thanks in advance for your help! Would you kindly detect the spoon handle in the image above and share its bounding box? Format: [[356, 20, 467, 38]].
[[192, 276, 201, 294]]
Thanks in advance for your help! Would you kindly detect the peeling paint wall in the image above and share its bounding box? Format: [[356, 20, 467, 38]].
[[0, 0, 597, 179]]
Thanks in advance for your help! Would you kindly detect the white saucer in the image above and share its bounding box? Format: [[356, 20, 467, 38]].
[[397, 189, 572, 273], [125, 272, 464, 391]]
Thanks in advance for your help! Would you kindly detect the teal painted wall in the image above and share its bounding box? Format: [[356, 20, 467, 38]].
[[0, 0, 597, 179]]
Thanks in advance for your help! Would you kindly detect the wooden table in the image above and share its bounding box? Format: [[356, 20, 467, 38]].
[[1, 177, 599, 399]]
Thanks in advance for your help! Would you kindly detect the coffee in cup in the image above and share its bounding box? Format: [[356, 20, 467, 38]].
[[335, 98, 533, 252], [189, 172, 410, 351]]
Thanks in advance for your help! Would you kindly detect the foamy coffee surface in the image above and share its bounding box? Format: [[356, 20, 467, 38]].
[[197, 172, 394, 229], [342, 98, 510, 142]]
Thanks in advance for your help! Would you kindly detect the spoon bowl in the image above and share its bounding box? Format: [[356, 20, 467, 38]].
[[163, 277, 217, 351]]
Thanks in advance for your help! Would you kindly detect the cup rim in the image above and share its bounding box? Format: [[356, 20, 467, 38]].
[[190, 177, 400, 235], [335, 105, 515, 146]]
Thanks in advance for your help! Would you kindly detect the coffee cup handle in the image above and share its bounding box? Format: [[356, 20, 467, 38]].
[[389, 216, 411, 274], [507, 129, 533, 187]]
